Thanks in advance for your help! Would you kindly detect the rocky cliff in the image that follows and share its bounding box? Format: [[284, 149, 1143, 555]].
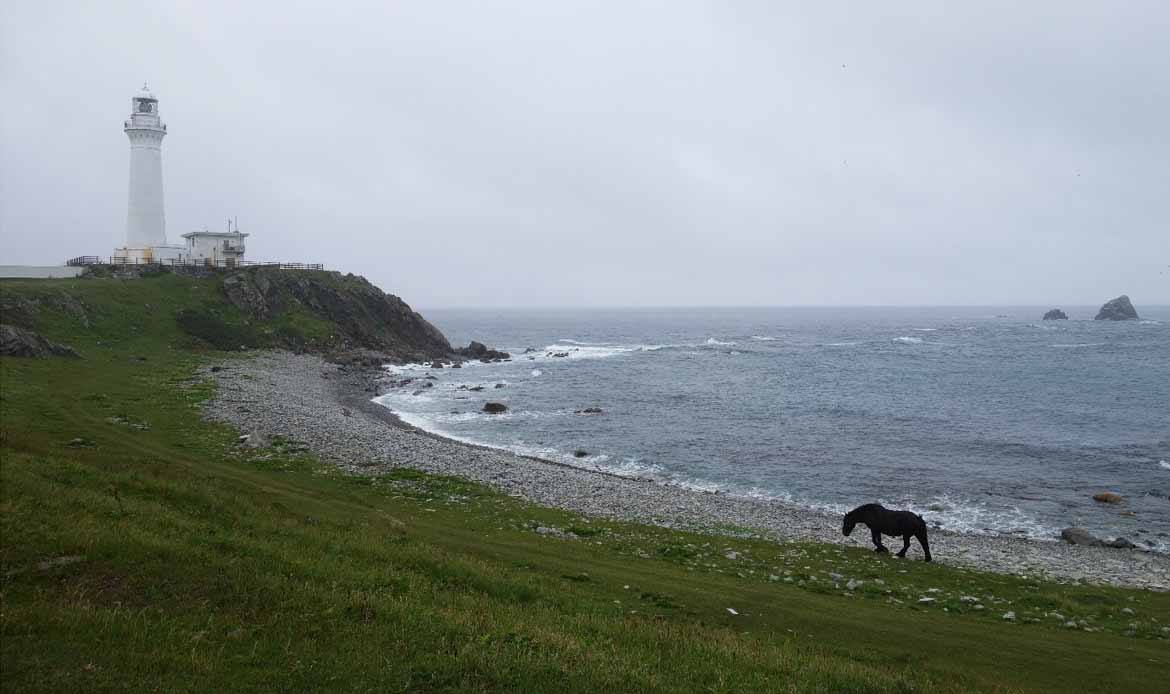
[[0, 268, 500, 365], [216, 268, 453, 361]]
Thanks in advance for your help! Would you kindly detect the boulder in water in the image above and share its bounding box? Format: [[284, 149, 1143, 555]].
[[1092, 492, 1123, 504], [1094, 295, 1139, 321], [482, 402, 508, 414], [1060, 527, 1104, 546], [458, 341, 511, 361], [1042, 309, 1068, 320]]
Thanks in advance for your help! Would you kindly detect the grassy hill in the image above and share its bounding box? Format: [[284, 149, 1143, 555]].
[[2, 273, 1168, 693]]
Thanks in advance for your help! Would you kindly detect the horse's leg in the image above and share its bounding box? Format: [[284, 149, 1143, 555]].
[[896, 535, 911, 558], [917, 530, 932, 562], [870, 528, 888, 553]]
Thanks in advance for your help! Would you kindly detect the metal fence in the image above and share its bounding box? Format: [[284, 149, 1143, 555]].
[[65, 256, 323, 271]]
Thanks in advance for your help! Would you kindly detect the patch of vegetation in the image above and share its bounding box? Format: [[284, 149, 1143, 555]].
[[175, 306, 261, 350], [2, 276, 1169, 693]]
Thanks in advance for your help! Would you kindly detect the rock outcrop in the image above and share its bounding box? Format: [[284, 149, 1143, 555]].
[[1042, 309, 1068, 320], [457, 341, 511, 362], [0, 324, 80, 358], [1094, 295, 1138, 321], [1060, 527, 1103, 546], [482, 402, 508, 414], [218, 268, 453, 360]]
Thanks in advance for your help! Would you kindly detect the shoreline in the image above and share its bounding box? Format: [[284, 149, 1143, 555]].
[[202, 350, 1170, 591]]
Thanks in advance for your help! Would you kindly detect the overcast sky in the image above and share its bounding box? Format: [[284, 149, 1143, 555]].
[[2, 2, 1167, 307]]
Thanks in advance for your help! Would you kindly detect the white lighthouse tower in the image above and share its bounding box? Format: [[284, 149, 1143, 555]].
[[118, 84, 181, 262]]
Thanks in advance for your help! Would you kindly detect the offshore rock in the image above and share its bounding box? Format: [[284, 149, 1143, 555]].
[[1094, 295, 1139, 321], [1042, 309, 1068, 320], [0, 324, 80, 358], [458, 341, 511, 361], [482, 402, 508, 414]]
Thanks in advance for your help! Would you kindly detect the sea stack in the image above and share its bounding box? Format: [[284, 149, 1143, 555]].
[[1042, 309, 1068, 320], [1094, 295, 1139, 321]]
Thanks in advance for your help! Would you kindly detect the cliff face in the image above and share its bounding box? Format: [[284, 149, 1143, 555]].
[[219, 269, 452, 360], [0, 268, 467, 364]]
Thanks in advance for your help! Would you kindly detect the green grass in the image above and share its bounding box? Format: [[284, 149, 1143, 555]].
[[2, 275, 1169, 693]]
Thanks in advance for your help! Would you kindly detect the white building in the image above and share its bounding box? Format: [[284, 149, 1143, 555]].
[[115, 84, 184, 262], [110, 84, 251, 267], [181, 227, 248, 266]]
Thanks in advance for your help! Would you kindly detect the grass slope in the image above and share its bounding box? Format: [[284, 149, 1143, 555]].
[[2, 275, 1168, 693]]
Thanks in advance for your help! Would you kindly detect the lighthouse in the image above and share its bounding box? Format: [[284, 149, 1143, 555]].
[[118, 84, 182, 262]]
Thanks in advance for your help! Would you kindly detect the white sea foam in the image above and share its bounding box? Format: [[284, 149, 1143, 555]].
[[530, 369, 543, 377], [824, 341, 860, 347], [751, 335, 780, 341], [894, 336, 923, 344], [1050, 343, 1104, 348], [536, 342, 670, 361], [1160, 460, 1170, 471], [705, 337, 737, 346], [374, 394, 1121, 547], [1140, 320, 1161, 325], [913, 328, 939, 332]]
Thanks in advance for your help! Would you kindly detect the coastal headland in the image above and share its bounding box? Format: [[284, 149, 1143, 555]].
[[3, 269, 1169, 692]]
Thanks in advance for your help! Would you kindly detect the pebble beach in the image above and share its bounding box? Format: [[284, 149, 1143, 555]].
[[200, 351, 1170, 591]]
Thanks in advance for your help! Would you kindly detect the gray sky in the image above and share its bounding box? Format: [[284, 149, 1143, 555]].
[[2, 1, 1167, 307]]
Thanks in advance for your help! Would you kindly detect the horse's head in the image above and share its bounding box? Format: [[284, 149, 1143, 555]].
[[842, 512, 856, 537]]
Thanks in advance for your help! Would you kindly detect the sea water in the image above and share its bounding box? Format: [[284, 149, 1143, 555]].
[[374, 306, 1170, 551]]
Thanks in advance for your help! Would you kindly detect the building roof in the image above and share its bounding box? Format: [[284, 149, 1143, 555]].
[[180, 231, 250, 239]]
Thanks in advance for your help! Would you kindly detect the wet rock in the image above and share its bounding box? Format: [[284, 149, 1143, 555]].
[[458, 341, 510, 361], [1092, 492, 1123, 504], [576, 407, 603, 414], [1094, 295, 1139, 321], [1108, 537, 1137, 549], [1042, 308, 1068, 320], [1061, 527, 1104, 546], [573, 449, 588, 458], [482, 402, 508, 414]]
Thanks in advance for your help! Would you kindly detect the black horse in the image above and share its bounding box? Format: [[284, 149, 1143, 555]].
[[842, 503, 932, 562]]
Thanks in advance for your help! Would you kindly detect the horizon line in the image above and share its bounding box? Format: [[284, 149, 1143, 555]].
[[416, 302, 1170, 311]]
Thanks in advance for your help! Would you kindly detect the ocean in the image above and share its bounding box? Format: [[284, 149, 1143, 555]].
[[374, 306, 1170, 551]]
